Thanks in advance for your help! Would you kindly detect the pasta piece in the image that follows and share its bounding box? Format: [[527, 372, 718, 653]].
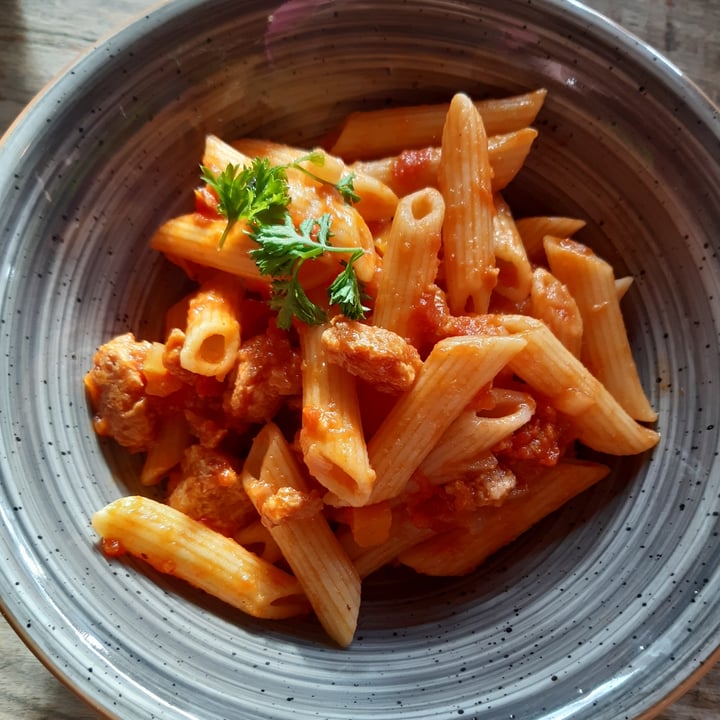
[[492, 194, 533, 303], [329, 89, 547, 160], [344, 512, 436, 579], [438, 92, 498, 314], [140, 414, 191, 486], [367, 334, 527, 503], [202, 133, 251, 172], [544, 236, 657, 422], [92, 496, 309, 619], [299, 324, 376, 507], [232, 138, 399, 223], [487, 127, 539, 190], [398, 459, 610, 576], [350, 128, 538, 197], [419, 388, 536, 483], [234, 520, 283, 565], [514, 216, 587, 264], [179, 271, 242, 380], [529, 267, 583, 357], [497, 314, 659, 454], [615, 275, 633, 301], [201, 134, 378, 284], [372, 187, 444, 342], [242, 423, 361, 647], [150, 214, 265, 283], [342, 502, 394, 548], [142, 341, 184, 397]]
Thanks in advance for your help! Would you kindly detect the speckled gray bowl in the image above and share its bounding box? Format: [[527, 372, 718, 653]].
[[1, 1, 719, 718]]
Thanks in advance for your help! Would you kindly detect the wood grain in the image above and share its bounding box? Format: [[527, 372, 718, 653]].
[[0, 1, 718, 718]]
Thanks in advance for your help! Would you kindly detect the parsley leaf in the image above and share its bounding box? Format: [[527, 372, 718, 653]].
[[328, 253, 370, 320], [201, 155, 366, 328], [288, 152, 360, 205], [334, 172, 361, 204], [250, 212, 368, 329], [200, 158, 290, 249], [269, 276, 327, 329]]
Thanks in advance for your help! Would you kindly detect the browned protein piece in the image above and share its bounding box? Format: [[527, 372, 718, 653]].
[[161, 328, 197, 385], [258, 486, 325, 527], [223, 326, 302, 425], [320, 317, 423, 394], [443, 455, 517, 511], [84, 333, 156, 452], [167, 444, 256, 536]]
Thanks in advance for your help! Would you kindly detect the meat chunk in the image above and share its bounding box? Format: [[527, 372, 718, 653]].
[[259, 486, 324, 527], [167, 444, 255, 536], [321, 317, 422, 393], [407, 456, 517, 532], [494, 401, 569, 466], [444, 456, 517, 510], [84, 333, 155, 452], [223, 326, 302, 424]]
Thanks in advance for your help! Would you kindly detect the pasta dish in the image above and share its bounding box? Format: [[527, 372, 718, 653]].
[[85, 90, 659, 647]]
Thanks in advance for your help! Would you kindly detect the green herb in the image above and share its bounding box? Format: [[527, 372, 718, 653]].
[[288, 151, 361, 205], [328, 258, 370, 321], [250, 212, 368, 329], [201, 156, 366, 328], [200, 158, 290, 249]]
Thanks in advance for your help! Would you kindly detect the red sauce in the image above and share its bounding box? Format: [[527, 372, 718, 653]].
[[494, 400, 570, 466], [391, 148, 439, 197], [193, 185, 221, 218], [101, 537, 126, 558]]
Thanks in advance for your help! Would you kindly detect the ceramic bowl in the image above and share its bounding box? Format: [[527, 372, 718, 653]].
[[1, 1, 719, 718]]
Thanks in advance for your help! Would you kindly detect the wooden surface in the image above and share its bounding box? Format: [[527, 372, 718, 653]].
[[1, 1, 719, 718]]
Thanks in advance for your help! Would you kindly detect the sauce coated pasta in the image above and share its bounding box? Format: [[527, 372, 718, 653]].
[[87, 90, 659, 646]]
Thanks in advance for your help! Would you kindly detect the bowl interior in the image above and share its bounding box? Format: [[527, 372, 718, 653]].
[[1, 1, 720, 719]]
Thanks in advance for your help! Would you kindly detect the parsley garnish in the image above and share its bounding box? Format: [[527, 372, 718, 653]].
[[200, 158, 289, 249], [250, 213, 368, 329], [200, 153, 366, 328], [288, 151, 361, 205]]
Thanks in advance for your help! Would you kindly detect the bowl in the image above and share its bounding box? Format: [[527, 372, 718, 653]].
[[1, 1, 720, 718]]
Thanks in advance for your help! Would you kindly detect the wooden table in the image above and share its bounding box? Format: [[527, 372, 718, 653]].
[[1, 1, 719, 718]]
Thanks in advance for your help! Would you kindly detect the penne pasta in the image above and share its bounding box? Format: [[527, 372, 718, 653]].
[[529, 266, 583, 357], [150, 214, 265, 283], [514, 215, 587, 264], [438, 92, 498, 314], [242, 423, 361, 647], [419, 388, 536, 483], [372, 187, 444, 342], [544, 236, 657, 422], [140, 414, 191, 486], [398, 460, 611, 576], [179, 271, 242, 380], [349, 127, 538, 197], [299, 324, 376, 506], [492, 194, 533, 304], [367, 334, 527, 503], [92, 496, 309, 619], [329, 89, 547, 160], [497, 314, 659, 454]]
